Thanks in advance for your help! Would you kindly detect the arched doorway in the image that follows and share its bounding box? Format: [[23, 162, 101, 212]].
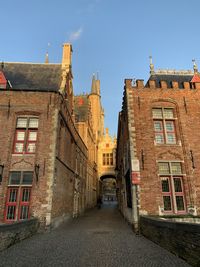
[[100, 174, 117, 202]]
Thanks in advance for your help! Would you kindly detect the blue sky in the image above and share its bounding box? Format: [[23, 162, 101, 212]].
[[1, 0, 200, 136]]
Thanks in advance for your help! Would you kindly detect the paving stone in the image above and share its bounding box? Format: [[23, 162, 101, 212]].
[[0, 203, 191, 267]]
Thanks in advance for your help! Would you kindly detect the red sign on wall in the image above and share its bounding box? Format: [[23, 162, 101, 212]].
[[131, 171, 140, 185]]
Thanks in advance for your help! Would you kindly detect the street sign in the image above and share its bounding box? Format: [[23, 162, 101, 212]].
[[131, 171, 140, 185]]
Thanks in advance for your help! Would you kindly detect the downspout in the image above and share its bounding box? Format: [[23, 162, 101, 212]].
[[126, 87, 140, 233]]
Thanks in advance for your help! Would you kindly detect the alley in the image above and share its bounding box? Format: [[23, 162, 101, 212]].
[[0, 203, 190, 267]]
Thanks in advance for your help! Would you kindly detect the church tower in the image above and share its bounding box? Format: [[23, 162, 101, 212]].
[[88, 74, 104, 141]]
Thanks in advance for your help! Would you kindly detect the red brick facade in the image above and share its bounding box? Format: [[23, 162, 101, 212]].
[[0, 90, 87, 227], [0, 44, 88, 228], [117, 68, 200, 229]]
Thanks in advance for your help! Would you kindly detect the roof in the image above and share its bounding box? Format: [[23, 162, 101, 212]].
[[146, 70, 195, 88], [1, 62, 62, 91], [0, 71, 7, 88], [191, 74, 200, 83], [74, 95, 90, 122]]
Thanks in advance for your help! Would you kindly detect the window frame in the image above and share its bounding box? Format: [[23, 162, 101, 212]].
[[26, 130, 38, 154], [13, 116, 39, 155], [159, 161, 186, 214], [18, 187, 32, 220], [4, 187, 19, 222], [153, 108, 177, 145], [102, 153, 114, 166], [5, 171, 33, 222], [13, 129, 26, 154], [161, 177, 173, 212], [154, 120, 164, 144]]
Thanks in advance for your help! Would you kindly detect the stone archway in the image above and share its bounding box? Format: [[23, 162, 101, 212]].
[[100, 174, 117, 202]]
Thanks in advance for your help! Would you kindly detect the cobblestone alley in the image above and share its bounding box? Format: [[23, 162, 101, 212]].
[[0, 203, 191, 267]]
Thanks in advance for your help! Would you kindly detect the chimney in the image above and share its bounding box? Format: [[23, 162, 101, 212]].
[[60, 43, 73, 94], [62, 43, 72, 69], [136, 79, 144, 88]]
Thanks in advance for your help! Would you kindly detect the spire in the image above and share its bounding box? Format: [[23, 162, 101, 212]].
[[192, 59, 198, 74], [149, 55, 155, 75], [45, 52, 49, 64], [91, 73, 97, 94], [45, 43, 50, 64]]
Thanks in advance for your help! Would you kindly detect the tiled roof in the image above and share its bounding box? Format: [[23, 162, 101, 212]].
[[191, 74, 200, 83], [1, 62, 62, 91]]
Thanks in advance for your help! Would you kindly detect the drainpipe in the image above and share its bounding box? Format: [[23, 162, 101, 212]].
[[126, 87, 140, 233]]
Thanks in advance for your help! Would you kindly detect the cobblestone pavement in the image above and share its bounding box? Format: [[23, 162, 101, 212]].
[[0, 202, 191, 267]]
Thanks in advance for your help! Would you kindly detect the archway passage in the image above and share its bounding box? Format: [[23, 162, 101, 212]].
[[100, 175, 117, 202], [100, 174, 116, 181]]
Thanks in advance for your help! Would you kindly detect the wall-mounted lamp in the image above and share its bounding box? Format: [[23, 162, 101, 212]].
[[34, 164, 40, 182], [0, 164, 4, 183]]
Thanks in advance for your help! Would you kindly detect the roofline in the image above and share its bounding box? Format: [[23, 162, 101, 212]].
[[3, 62, 61, 65], [0, 88, 59, 92], [153, 69, 194, 75]]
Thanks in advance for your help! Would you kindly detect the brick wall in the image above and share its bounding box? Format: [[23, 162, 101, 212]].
[[51, 96, 88, 221], [0, 218, 39, 251], [125, 82, 200, 216], [140, 216, 200, 267], [0, 91, 57, 224], [0, 90, 88, 227]]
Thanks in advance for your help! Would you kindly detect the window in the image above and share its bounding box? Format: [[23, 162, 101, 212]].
[[102, 153, 113, 166], [153, 108, 176, 144], [5, 171, 33, 222], [13, 117, 39, 154], [159, 162, 186, 213]]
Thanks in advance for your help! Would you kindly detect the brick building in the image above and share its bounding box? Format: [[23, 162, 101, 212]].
[[74, 75, 117, 205], [0, 44, 88, 227], [116, 60, 200, 231], [74, 92, 98, 209]]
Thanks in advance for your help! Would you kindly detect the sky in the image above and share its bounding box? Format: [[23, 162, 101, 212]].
[[1, 0, 200, 136]]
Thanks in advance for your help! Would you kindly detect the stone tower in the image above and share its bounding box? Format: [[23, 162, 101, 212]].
[[88, 74, 104, 141]]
